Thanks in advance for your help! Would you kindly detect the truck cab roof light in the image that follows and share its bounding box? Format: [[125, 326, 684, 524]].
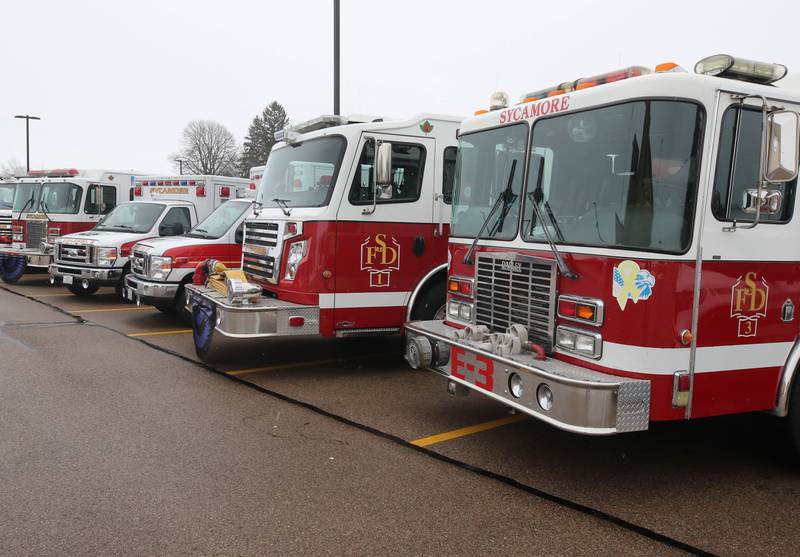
[[655, 62, 685, 73], [474, 109, 489, 116], [694, 54, 787, 84], [489, 91, 510, 111], [520, 66, 650, 104]]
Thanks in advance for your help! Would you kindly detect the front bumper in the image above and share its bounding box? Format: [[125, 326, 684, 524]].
[[404, 320, 651, 435], [0, 247, 52, 267], [125, 274, 180, 305], [49, 263, 123, 286], [185, 283, 320, 339]]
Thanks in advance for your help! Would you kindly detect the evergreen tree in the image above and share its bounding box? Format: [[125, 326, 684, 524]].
[[240, 101, 289, 177]]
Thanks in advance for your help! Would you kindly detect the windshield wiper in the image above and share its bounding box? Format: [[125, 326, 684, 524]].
[[272, 198, 291, 217], [527, 155, 577, 279], [16, 195, 34, 221], [463, 159, 517, 265], [39, 200, 52, 222]]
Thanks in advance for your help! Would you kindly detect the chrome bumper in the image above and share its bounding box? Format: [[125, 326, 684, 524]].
[[48, 263, 122, 286], [125, 274, 180, 304], [0, 247, 52, 267], [404, 320, 651, 435], [185, 283, 320, 339]]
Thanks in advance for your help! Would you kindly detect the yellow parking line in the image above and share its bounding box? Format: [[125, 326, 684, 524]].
[[226, 354, 381, 376], [410, 414, 528, 447], [68, 306, 157, 313], [127, 329, 192, 337]]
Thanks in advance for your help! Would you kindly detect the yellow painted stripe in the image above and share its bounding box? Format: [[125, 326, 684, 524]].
[[127, 329, 192, 337], [67, 306, 157, 313], [226, 354, 381, 376], [410, 414, 528, 447]]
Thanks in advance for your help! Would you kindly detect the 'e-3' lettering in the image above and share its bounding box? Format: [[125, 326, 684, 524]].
[[451, 346, 494, 391]]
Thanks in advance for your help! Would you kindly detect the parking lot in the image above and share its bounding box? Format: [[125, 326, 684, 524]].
[[2, 272, 799, 556]]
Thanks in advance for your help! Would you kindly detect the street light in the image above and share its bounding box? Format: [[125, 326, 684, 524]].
[[333, 0, 340, 116], [14, 114, 41, 174]]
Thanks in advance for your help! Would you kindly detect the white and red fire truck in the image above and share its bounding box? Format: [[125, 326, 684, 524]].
[[49, 175, 249, 298], [404, 55, 800, 449], [0, 180, 15, 247], [0, 169, 135, 283], [185, 113, 460, 359]]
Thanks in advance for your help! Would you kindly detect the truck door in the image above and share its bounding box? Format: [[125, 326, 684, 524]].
[[333, 133, 436, 331], [694, 93, 800, 417]]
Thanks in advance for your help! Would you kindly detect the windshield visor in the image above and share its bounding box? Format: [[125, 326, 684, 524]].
[[0, 184, 16, 209], [96, 204, 164, 233], [451, 124, 528, 240], [12, 183, 42, 213], [258, 136, 346, 210], [188, 201, 250, 239], [38, 182, 82, 214], [522, 100, 704, 254]]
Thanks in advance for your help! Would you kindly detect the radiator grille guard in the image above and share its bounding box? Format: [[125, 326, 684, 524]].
[[26, 220, 46, 249], [242, 220, 280, 283], [474, 252, 557, 353]]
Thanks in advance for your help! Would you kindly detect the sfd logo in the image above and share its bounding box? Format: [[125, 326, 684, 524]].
[[730, 272, 769, 338], [360, 233, 400, 288]]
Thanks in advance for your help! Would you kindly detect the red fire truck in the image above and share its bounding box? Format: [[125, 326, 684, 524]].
[[185, 113, 460, 359], [404, 55, 800, 450]]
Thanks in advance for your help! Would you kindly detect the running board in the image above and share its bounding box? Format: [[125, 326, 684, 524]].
[[335, 327, 401, 338]]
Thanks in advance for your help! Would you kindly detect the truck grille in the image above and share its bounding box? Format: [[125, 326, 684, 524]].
[[58, 242, 93, 264], [131, 249, 148, 276], [26, 220, 46, 248], [244, 221, 278, 247], [242, 252, 276, 282], [0, 214, 11, 232], [474, 252, 557, 352]]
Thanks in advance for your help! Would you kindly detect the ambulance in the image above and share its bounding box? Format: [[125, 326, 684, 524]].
[[185, 113, 460, 359], [0, 169, 134, 283], [403, 55, 800, 453], [49, 175, 248, 298]]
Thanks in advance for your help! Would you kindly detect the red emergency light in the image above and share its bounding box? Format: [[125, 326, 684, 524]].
[[196, 185, 206, 197], [249, 182, 257, 190], [220, 186, 230, 198], [134, 185, 142, 196]]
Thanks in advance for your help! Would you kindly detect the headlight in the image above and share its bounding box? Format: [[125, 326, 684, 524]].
[[555, 326, 602, 359], [96, 247, 118, 267], [149, 255, 172, 280], [447, 299, 474, 323], [284, 240, 307, 280]]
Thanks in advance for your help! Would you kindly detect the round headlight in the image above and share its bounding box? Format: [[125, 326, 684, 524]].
[[508, 373, 524, 398], [537, 383, 554, 411]]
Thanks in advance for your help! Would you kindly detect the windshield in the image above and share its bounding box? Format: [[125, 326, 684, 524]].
[[451, 124, 528, 239], [12, 183, 41, 213], [258, 136, 346, 209], [96, 203, 164, 233], [522, 100, 704, 254], [38, 182, 82, 214], [0, 184, 15, 209], [188, 201, 250, 239]]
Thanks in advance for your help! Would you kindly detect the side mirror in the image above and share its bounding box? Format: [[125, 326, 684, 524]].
[[159, 222, 184, 236], [743, 188, 783, 215], [765, 110, 799, 183], [375, 142, 393, 187], [234, 225, 244, 244]]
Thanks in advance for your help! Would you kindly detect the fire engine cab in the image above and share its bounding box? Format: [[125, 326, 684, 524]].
[[404, 55, 800, 449], [49, 175, 249, 298], [0, 169, 134, 284], [185, 113, 460, 359]]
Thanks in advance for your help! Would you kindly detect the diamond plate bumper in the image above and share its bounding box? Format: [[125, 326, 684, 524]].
[[185, 283, 320, 339], [405, 320, 651, 435]]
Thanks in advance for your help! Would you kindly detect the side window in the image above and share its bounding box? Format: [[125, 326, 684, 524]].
[[349, 141, 426, 204], [442, 146, 457, 204], [129, 187, 134, 201], [161, 207, 191, 233], [712, 106, 797, 222], [85, 185, 118, 215]]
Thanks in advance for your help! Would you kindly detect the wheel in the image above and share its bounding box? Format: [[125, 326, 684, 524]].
[[154, 304, 172, 314], [410, 281, 446, 321], [192, 301, 216, 361], [116, 267, 131, 302], [68, 282, 99, 297], [0, 254, 26, 284], [787, 374, 800, 459]]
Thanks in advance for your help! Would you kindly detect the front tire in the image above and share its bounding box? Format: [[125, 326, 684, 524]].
[[787, 375, 800, 459], [0, 254, 26, 284], [68, 282, 99, 297], [410, 282, 446, 321], [192, 301, 216, 361], [116, 267, 131, 302]]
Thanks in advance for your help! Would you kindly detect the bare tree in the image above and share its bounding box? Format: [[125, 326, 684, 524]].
[[1, 158, 26, 178], [170, 120, 240, 176]]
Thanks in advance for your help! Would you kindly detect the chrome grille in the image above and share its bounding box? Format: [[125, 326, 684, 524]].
[[25, 220, 46, 248], [131, 249, 148, 276], [244, 221, 278, 247], [242, 251, 276, 282], [0, 214, 11, 234], [58, 242, 92, 264], [474, 252, 557, 352]]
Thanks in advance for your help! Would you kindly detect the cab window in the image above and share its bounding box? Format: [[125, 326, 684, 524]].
[[712, 106, 797, 223], [349, 141, 426, 204], [443, 146, 457, 204], [161, 207, 191, 233], [85, 185, 118, 215]]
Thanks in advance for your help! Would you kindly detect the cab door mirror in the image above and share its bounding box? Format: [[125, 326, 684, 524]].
[[159, 222, 184, 236], [375, 142, 393, 187], [765, 110, 799, 183], [234, 225, 244, 244]]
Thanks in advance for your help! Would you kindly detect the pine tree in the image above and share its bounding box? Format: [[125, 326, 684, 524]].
[[240, 101, 289, 177]]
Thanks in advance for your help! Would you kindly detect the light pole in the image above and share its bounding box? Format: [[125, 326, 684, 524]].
[[333, 0, 340, 116], [175, 158, 184, 175], [14, 114, 41, 173]]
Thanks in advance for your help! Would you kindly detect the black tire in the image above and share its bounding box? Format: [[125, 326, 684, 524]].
[[154, 304, 172, 314], [411, 281, 446, 321], [116, 267, 131, 302], [68, 282, 99, 297], [192, 301, 216, 361], [788, 375, 800, 459], [174, 284, 191, 325]]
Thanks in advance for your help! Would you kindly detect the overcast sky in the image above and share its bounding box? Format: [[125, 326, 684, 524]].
[[2, 0, 799, 174]]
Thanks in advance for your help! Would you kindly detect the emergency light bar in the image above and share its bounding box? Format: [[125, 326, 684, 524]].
[[275, 114, 385, 143], [520, 66, 651, 103], [694, 54, 787, 85], [27, 168, 80, 177]]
